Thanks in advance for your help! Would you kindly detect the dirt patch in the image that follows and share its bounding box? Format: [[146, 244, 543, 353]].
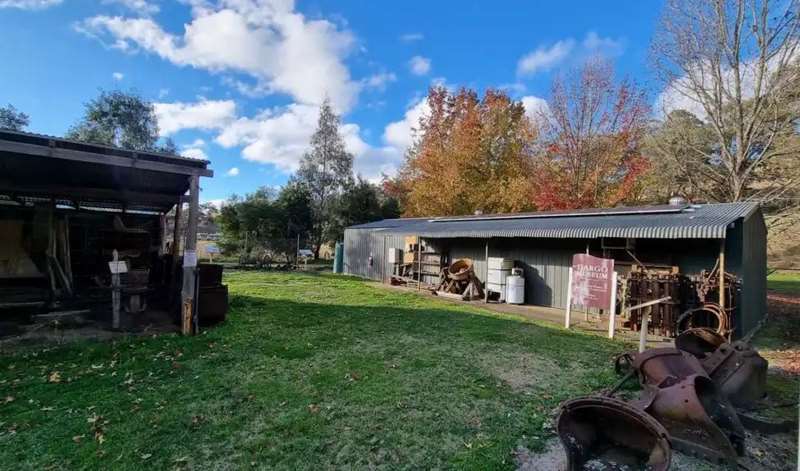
[[768, 292, 800, 305], [516, 428, 798, 471], [670, 429, 798, 471], [514, 440, 565, 471], [0, 310, 179, 354], [479, 350, 560, 393]]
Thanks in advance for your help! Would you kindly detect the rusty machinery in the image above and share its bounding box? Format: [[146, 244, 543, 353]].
[[624, 264, 740, 339], [556, 328, 794, 469], [435, 259, 484, 301]]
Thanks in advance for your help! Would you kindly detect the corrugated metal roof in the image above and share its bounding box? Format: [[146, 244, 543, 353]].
[[347, 202, 760, 239], [0, 129, 210, 167]]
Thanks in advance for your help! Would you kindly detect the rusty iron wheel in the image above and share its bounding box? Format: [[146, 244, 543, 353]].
[[556, 395, 672, 471]]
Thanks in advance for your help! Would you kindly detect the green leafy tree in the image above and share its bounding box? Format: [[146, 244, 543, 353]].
[[643, 110, 718, 202], [327, 178, 383, 242], [67, 90, 160, 151], [216, 184, 314, 260], [0, 104, 29, 131], [296, 99, 354, 256], [380, 196, 401, 219], [276, 180, 313, 242]]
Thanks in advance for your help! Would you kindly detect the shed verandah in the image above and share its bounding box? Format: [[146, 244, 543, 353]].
[[0, 130, 213, 336]]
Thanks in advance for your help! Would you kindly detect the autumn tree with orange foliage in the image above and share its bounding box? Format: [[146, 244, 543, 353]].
[[387, 87, 538, 216], [532, 60, 650, 210]]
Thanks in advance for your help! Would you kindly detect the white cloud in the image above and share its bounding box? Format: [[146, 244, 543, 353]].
[[400, 32, 423, 42], [521, 95, 551, 124], [498, 82, 527, 95], [517, 31, 624, 76], [226, 167, 240, 176], [76, 0, 360, 111], [582, 31, 624, 57], [653, 77, 709, 119], [201, 198, 226, 208], [209, 101, 410, 180], [102, 0, 159, 15], [362, 71, 396, 91], [652, 50, 796, 119], [0, 0, 61, 9], [408, 55, 431, 76], [383, 98, 429, 151], [215, 103, 319, 172], [112, 72, 124, 81], [154, 99, 236, 135], [181, 147, 208, 160], [517, 39, 575, 76], [152, 94, 433, 181]]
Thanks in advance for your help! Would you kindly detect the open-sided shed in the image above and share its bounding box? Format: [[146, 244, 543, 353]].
[[0, 130, 213, 334]]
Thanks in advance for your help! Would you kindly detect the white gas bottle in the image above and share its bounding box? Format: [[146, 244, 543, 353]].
[[506, 269, 525, 304]]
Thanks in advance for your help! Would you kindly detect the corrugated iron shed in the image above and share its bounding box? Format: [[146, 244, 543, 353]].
[[348, 202, 759, 239]]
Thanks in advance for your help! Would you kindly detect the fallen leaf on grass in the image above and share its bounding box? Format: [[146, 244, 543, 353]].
[[72, 434, 85, 444], [346, 372, 361, 382], [48, 371, 61, 383], [141, 453, 152, 460], [3, 396, 14, 404], [308, 404, 320, 414]]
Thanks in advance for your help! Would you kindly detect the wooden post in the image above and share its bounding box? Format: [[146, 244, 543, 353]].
[[168, 200, 183, 307], [484, 239, 489, 303], [173, 200, 183, 255], [111, 250, 121, 330], [607, 271, 618, 339], [417, 238, 421, 291], [564, 267, 573, 329], [181, 175, 200, 335], [719, 238, 726, 313], [61, 215, 73, 286], [159, 213, 167, 255]]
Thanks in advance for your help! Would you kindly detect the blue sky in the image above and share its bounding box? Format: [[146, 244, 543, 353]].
[[0, 0, 665, 204]]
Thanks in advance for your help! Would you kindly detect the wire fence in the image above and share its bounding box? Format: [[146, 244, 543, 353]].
[[234, 236, 310, 269]]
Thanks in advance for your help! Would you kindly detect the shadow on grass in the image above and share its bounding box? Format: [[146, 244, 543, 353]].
[[0, 274, 626, 471], [222, 291, 626, 370]]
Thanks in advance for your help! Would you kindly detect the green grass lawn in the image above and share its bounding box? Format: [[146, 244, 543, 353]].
[[0, 271, 625, 470], [768, 270, 800, 296]]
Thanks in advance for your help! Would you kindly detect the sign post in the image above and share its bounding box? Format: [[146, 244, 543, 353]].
[[607, 271, 618, 339], [564, 254, 615, 331], [564, 267, 573, 328]]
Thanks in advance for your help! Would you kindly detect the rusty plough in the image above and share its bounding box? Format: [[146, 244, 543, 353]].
[[556, 327, 796, 469]]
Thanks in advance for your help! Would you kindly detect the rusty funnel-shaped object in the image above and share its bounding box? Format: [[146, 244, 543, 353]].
[[632, 348, 745, 468], [557, 396, 671, 471], [676, 328, 768, 407]]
